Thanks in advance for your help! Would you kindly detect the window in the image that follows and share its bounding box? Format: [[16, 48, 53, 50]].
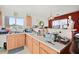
[[52, 19, 68, 29], [9, 16, 15, 25], [52, 20, 60, 29], [9, 16, 24, 31], [16, 17, 24, 26], [53, 20, 60, 26], [60, 19, 67, 25], [9, 16, 24, 26]]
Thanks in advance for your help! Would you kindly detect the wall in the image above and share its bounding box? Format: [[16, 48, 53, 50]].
[[32, 16, 48, 26], [48, 11, 79, 32], [1, 5, 79, 27]]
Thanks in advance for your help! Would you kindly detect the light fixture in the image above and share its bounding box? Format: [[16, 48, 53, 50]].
[[68, 16, 72, 19], [48, 8, 54, 20], [49, 16, 54, 20]]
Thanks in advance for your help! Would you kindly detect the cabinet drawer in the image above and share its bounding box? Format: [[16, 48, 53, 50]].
[[7, 35, 16, 50], [18, 34, 25, 39], [40, 48, 48, 54], [40, 43, 58, 54], [33, 42, 39, 54], [32, 38, 39, 46]]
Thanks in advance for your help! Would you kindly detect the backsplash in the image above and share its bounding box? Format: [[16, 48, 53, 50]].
[[48, 29, 72, 40]]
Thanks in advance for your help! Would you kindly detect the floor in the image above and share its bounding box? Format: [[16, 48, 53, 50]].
[[14, 47, 31, 54], [0, 46, 31, 54]]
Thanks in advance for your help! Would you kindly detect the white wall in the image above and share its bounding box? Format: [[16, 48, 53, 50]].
[[0, 5, 79, 27], [32, 16, 48, 26]]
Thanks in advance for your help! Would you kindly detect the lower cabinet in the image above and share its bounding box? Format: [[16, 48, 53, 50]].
[[40, 48, 48, 54], [39, 42, 58, 54], [26, 35, 33, 53], [7, 34, 68, 54], [16, 34, 25, 48], [26, 35, 58, 54], [26, 35, 40, 54], [25, 35, 27, 46], [7, 34, 25, 50], [32, 38, 39, 54], [7, 35, 16, 50]]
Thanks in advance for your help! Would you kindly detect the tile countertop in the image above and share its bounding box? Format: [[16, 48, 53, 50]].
[[25, 32, 71, 53]]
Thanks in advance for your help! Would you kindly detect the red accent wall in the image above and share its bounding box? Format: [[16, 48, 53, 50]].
[[48, 11, 79, 32], [48, 19, 52, 28]]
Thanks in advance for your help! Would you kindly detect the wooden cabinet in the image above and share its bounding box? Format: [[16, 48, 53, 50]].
[[16, 34, 25, 48], [26, 34, 70, 54], [7, 34, 25, 50], [40, 42, 58, 54], [40, 48, 48, 54], [26, 34, 58, 54], [7, 35, 16, 50], [32, 38, 39, 54], [26, 35, 40, 54], [24, 16, 32, 27], [26, 35, 33, 53], [25, 34, 27, 46]]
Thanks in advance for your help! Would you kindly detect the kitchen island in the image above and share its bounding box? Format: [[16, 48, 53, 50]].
[[6, 31, 72, 54], [25, 32, 71, 54]]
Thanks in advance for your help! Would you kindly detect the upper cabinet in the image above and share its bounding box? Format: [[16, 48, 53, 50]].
[[24, 16, 32, 28]]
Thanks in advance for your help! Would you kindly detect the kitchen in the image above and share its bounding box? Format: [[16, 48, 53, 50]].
[[0, 5, 79, 54]]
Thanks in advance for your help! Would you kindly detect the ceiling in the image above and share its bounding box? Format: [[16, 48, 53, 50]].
[[0, 5, 79, 17]]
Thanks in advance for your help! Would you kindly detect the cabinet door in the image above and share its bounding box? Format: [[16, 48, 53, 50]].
[[7, 35, 16, 50], [27, 35, 33, 53], [32, 38, 39, 54], [19, 34, 25, 47], [25, 35, 27, 46], [24, 16, 32, 27], [40, 48, 48, 54], [16, 34, 25, 48]]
